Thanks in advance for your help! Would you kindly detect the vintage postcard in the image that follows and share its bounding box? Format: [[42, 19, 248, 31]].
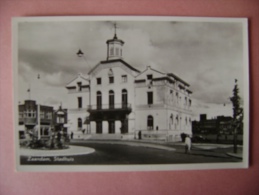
[[12, 16, 249, 172]]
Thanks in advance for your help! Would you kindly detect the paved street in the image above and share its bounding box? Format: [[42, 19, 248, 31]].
[[20, 140, 242, 165]]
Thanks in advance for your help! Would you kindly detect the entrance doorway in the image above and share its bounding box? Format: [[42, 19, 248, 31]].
[[108, 120, 115, 134]]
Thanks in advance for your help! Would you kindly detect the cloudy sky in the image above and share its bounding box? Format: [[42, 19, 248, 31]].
[[17, 17, 247, 119]]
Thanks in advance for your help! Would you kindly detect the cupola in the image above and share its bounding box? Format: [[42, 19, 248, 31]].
[[106, 23, 124, 60]]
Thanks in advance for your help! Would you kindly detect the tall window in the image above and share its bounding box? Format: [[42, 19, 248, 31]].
[[97, 91, 102, 109], [109, 90, 115, 109], [110, 47, 114, 55], [97, 78, 101, 85], [47, 112, 52, 119], [78, 97, 82, 108], [108, 69, 114, 84], [77, 82, 82, 91], [147, 115, 154, 130], [19, 112, 23, 119], [122, 89, 128, 108], [147, 74, 153, 85], [96, 121, 102, 134], [116, 48, 119, 55], [109, 76, 114, 84], [78, 118, 82, 129], [147, 91, 153, 105], [40, 111, 44, 119], [170, 114, 174, 124], [109, 120, 115, 134], [121, 75, 127, 83]]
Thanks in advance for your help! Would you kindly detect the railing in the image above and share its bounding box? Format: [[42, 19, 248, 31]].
[[68, 108, 88, 112], [87, 103, 131, 111]]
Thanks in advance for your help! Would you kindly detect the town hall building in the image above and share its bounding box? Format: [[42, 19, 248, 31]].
[[65, 27, 193, 142]]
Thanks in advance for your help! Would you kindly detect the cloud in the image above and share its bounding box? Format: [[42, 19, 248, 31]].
[[17, 19, 246, 106]]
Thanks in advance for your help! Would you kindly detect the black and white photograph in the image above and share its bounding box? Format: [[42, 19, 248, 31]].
[[13, 16, 249, 171]]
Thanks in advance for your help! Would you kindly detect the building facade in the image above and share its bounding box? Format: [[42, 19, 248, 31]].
[[192, 114, 233, 135], [18, 100, 53, 139], [66, 30, 193, 141]]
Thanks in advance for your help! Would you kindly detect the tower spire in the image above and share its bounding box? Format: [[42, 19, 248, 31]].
[[114, 22, 117, 39]]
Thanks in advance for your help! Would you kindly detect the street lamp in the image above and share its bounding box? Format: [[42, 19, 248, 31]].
[[76, 49, 92, 133]]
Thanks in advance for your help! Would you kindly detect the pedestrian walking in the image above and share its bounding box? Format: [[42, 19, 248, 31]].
[[185, 135, 192, 154], [138, 131, 142, 140]]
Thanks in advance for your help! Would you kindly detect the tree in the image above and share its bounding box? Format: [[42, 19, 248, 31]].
[[229, 79, 243, 153]]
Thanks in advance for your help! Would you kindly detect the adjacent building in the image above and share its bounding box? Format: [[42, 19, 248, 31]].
[[66, 28, 193, 141], [192, 114, 233, 135], [18, 100, 53, 139]]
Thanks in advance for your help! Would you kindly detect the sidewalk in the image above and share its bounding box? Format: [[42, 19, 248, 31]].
[[71, 139, 176, 151], [226, 152, 243, 159], [20, 145, 95, 157]]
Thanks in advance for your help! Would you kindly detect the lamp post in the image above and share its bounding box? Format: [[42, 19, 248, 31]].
[[28, 73, 43, 140], [77, 49, 91, 134]]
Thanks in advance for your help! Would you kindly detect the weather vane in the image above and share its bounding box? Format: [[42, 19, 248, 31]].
[[114, 22, 117, 35]]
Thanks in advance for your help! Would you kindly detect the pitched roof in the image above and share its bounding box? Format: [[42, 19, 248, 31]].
[[65, 73, 89, 87], [167, 73, 190, 87], [88, 59, 140, 74]]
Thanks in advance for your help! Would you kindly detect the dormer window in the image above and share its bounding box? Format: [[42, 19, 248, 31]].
[[77, 82, 82, 91], [147, 74, 153, 80]]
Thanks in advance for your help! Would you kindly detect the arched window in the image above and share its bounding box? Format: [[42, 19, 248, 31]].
[[110, 47, 114, 55], [170, 114, 174, 124], [147, 115, 153, 130], [97, 91, 102, 109], [176, 115, 179, 124], [122, 89, 127, 108], [116, 48, 119, 56], [109, 90, 114, 109], [78, 118, 82, 129]]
